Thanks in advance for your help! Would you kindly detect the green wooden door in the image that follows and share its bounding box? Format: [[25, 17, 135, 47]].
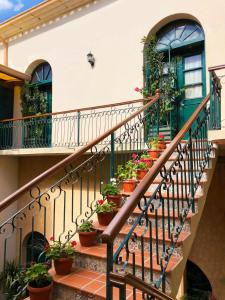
[[177, 51, 206, 129], [0, 86, 13, 148]]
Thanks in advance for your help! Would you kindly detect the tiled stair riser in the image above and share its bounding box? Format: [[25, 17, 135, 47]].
[[73, 253, 164, 289], [113, 236, 184, 258], [126, 214, 191, 233], [53, 284, 98, 300]]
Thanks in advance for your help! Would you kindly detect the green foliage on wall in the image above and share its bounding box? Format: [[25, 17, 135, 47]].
[[21, 84, 48, 117]]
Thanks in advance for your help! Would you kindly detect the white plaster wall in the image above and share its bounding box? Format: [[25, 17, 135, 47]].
[[4, 0, 225, 124]]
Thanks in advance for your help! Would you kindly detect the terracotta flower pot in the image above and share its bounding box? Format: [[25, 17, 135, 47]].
[[122, 179, 137, 193], [158, 141, 166, 149], [106, 194, 122, 208], [136, 169, 149, 180], [147, 149, 160, 159], [54, 257, 73, 275], [140, 158, 153, 168], [97, 211, 115, 226], [28, 282, 53, 300], [79, 231, 97, 247]]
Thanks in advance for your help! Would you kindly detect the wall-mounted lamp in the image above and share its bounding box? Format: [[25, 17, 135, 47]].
[[87, 52, 95, 68]]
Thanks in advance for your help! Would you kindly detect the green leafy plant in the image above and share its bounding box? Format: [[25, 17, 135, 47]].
[[134, 161, 147, 169], [142, 35, 183, 124], [45, 237, 77, 260], [102, 178, 120, 197], [25, 263, 52, 288], [96, 200, 116, 213], [21, 84, 48, 117], [140, 152, 150, 159], [78, 220, 95, 233], [147, 136, 159, 150], [0, 261, 26, 300], [117, 161, 137, 181]]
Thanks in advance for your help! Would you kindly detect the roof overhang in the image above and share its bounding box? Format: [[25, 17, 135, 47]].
[[0, 64, 30, 82], [0, 0, 94, 41]]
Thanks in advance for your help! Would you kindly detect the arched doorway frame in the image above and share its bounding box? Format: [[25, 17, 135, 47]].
[[23, 60, 53, 147], [144, 15, 206, 137]]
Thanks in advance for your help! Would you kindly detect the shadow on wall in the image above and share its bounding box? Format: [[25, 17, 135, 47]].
[[188, 156, 225, 299]]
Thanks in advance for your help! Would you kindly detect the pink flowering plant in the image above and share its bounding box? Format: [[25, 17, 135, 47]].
[[132, 153, 148, 169], [45, 236, 77, 260], [134, 87, 150, 98], [158, 133, 165, 141], [96, 199, 116, 213]]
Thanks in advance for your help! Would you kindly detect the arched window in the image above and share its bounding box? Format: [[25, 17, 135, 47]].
[[156, 20, 204, 51], [26, 231, 49, 265], [30, 62, 52, 84]]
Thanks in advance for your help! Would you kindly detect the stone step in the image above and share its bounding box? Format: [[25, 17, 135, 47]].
[[122, 187, 203, 201], [75, 242, 181, 273], [50, 268, 149, 299]]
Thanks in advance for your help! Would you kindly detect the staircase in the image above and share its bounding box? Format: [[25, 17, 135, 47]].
[[42, 141, 216, 300], [0, 69, 222, 300]]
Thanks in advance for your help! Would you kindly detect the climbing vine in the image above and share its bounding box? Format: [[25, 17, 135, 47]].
[[142, 35, 183, 124], [21, 83, 48, 117]]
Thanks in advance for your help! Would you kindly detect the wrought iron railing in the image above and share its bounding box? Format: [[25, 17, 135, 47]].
[[0, 99, 144, 150], [209, 65, 223, 130], [0, 93, 162, 270], [102, 93, 213, 299]]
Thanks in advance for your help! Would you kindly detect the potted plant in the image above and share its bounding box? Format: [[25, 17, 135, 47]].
[[117, 160, 137, 193], [147, 137, 161, 159], [45, 237, 77, 275], [0, 261, 27, 300], [139, 152, 153, 168], [78, 220, 97, 247], [134, 160, 149, 180], [102, 178, 122, 208], [25, 263, 52, 300], [96, 200, 116, 226], [158, 133, 166, 149]]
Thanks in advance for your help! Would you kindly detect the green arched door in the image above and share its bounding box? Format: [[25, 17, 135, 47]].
[[24, 62, 52, 147], [146, 20, 206, 137]]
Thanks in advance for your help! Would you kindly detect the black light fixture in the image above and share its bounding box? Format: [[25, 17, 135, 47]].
[[87, 52, 95, 67]]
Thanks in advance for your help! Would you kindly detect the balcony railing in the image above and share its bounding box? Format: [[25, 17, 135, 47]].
[[0, 99, 144, 150]]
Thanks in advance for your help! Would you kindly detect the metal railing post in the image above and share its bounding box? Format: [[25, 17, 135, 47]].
[[110, 132, 115, 179], [188, 128, 195, 213], [77, 111, 80, 146], [106, 242, 113, 300]]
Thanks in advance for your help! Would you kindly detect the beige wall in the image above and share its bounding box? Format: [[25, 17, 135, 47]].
[[0, 0, 224, 114], [189, 155, 225, 299], [0, 156, 19, 268]]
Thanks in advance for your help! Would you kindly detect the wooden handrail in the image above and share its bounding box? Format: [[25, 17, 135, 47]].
[[0, 93, 160, 213], [0, 98, 145, 123], [208, 64, 225, 72], [110, 273, 175, 300], [101, 94, 210, 243]]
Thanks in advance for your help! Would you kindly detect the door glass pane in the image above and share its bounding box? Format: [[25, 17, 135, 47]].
[[185, 70, 202, 85], [185, 85, 202, 99], [184, 54, 202, 70]]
